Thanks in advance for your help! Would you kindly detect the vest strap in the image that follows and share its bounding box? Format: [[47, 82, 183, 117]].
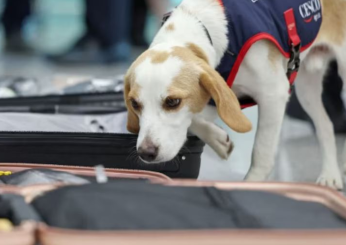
[[284, 9, 302, 87]]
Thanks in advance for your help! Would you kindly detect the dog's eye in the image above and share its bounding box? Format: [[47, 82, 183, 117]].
[[131, 99, 141, 110], [165, 98, 181, 109]]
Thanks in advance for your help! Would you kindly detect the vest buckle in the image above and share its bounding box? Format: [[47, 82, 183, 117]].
[[287, 42, 301, 84]]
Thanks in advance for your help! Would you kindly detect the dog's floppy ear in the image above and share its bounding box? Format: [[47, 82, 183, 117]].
[[199, 64, 252, 133], [124, 74, 140, 134]]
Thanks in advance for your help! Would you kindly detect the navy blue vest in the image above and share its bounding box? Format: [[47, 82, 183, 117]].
[[216, 0, 322, 91]]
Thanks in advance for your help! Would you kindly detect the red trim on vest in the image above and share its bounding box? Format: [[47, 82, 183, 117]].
[[241, 103, 257, 109], [284, 9, 301, 47], [226, 33, 315, 88], [217, 0, 224, 6], [226, 7, 318, 94], [289, 71, 298, 84], [285, 9, 301, 86]]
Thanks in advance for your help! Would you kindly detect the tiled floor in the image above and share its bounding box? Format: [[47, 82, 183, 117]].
[[199, 107, 346, 187]]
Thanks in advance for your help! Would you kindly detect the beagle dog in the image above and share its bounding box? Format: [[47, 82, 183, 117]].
[[125, 0, 346, 189]]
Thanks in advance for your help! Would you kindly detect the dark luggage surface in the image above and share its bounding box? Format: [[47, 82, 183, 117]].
[[31, 180, 346, 230], [0, 132, 204, 179], [0, 92, 126, 115]]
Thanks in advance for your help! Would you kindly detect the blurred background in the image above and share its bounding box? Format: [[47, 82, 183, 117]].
[[0, 0, 346, 184], [0, 0, 181, 90]]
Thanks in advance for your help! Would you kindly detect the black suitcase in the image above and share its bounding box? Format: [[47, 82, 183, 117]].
[[0, 92, 204, 179]]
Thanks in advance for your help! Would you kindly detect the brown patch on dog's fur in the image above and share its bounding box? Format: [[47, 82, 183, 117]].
[[125, 49, 171, 102], [125, 49, 171, 119], [171, 46, 203, 63], [128, 83, 143, 113], [124, 50, 171, 134], [165, 23, 175, 31], [167, 46, 212, 113], [150, 51, 170, 64], [124, 74, 140, 134], [317, 0, 346, 45], [128, 83, 140, 99], [127, 50, 170, 71], [187, 43, 209, 64], [168, 65, 210, 113]]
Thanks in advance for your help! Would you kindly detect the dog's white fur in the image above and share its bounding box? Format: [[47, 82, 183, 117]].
[[125, 0, 346, 189]]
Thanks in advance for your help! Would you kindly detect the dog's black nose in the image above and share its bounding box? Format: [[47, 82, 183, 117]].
[[138, 145, 158, 162]]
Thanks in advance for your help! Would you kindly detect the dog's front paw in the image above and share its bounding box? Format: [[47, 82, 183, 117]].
[[206, 125, 234, 160], [317, 171, 344, 190]]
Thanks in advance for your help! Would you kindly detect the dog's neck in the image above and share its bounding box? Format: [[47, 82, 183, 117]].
[[150, 0, 228, 68]]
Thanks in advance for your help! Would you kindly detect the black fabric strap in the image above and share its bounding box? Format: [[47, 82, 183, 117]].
[[204, 188, 262, 229]]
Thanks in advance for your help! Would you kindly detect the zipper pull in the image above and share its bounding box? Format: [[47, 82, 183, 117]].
[[227, 50, 235, 56], [0, 171, 12, 176], [94, 165, 108, 184], [0, 219, 13, 232]]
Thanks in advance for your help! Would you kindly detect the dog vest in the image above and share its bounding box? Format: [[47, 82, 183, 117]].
[[162, 0, 323, 108], [216, 0, 323, 108]]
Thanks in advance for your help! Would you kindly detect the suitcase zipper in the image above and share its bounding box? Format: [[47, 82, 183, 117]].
[[0, 131, 204, 148]]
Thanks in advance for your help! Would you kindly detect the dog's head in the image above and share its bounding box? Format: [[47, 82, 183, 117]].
[[125, 44, 252, 163]]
